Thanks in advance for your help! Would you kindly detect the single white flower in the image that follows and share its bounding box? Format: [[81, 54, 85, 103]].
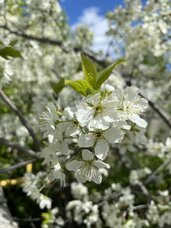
[[71, 182, 88, 199], [78, 127, 124, 160], [66, 150, 110, 184], [116, 87, 148, 128], [76, 92, 118, 130]]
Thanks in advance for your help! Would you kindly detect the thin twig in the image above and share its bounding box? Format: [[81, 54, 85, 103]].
[[132, 204, 148, 211], [13, 217, 41, 222], [0, 24, 64, 49], [140, 93, 171, 129], [97, 192, 122, 207], [0, 89, 41, 151], [144, 157, 171, 184], [0, 137, 40, 158], [0, 159, 37, 174]]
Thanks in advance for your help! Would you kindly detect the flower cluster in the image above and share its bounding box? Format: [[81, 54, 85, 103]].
[[40, 80, 148, 184], [22, 172, 52, 209], [1, 0, 171, 227]]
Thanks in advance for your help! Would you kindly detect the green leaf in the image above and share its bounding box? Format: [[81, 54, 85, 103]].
[[81, 54, 97, 88], [95, 58, 126, 89], [41, 212, 52, 225], [50, 78, 65, 94], [0, 46, 22, 59], [65, 79, 95, 96]]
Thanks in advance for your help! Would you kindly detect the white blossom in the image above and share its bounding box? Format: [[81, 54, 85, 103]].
[[71, 182, 88, 199], [78, 127, 124, 160], [76, 92, 118, 130], [66, 150, 110, 184], [115, 87, 148, 128]]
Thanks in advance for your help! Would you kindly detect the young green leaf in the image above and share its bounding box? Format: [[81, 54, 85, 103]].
[[65, 79, 95, 96], [81, 54, 97, 88], [0, 46, 22, 59], [50, 78, 65, 94], [95, 58, 126, 89]]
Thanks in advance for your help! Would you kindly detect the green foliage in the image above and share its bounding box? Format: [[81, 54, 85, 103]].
[[0, 41, 22, 59], [50, 78, 65, 94], [95, 58, 126, 89], [81, 54, 97, 88], [41, 211, 52, 225], [65, 79, 95, 96], [66, 55, 126, 96]]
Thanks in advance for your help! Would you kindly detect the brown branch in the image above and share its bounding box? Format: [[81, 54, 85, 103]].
[[0, 24, 65, 49], [0, 24, 108, 66], [0, 137, 40, 158], [139, 93, 171, 129], [0, 89, 41, 151], [0, 159, 37, 174]]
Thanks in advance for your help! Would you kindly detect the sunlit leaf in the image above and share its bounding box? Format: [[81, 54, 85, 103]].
[[81, 54, 97, 88], [65, 79, 95, 96], [95, 58, 126, 89], [50, 78, 65, 94]]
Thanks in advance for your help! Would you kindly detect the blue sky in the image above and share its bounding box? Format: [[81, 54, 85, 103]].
[[61, 0, 124, 24], [60, 0, 125, 55], [60, 0, 146, 56]]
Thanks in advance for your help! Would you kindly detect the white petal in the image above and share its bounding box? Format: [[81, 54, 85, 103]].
[[75, 170, 87, 183], [86, 93, 101, 106], [138, 98, 148, 109], [114, 120, 131, 130], [125, 87, 138, 101], [82, 149, 94, 161], [76, 107, 93, 126], [78, 134, 95, 147], [103, 111, 118, 122], [66, 160, 83, 171], [65, 124, 80, 137], [92, 171, 102, 184], [64, 107, 75, 118], [88, 118, 109, 131], [104, 127, 124, 144], [93, 160, 110, 169], [60, 141, 69, 155], [115, 88, 124, 101], [129, 114, 147, 128], [95, 139, 109, 160]]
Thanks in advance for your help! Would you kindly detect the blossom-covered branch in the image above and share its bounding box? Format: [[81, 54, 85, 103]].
[[0, 24, 65, 51], [0, 89, 41, 151]]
